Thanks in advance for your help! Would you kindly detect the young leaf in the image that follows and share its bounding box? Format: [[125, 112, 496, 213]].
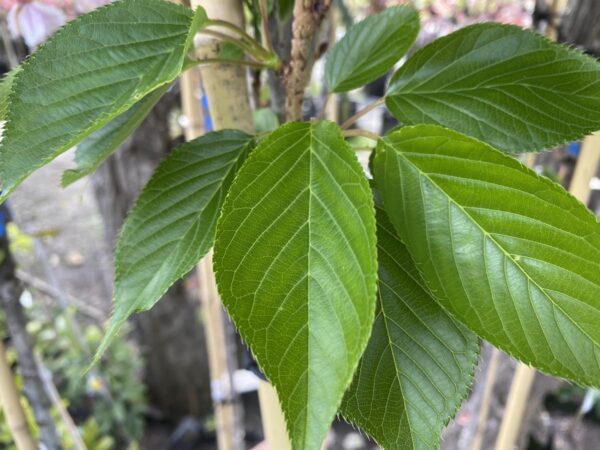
[[0, 0, 208, 201], [214, 121, 377, 450], [374, 125, 600, 387], [253, 108, 280, 133], [94, 130, 254, 362], [325, 6, 419, 93], [61, 84, 169, 187], [386, 23, 600, 153], [341, 199, 479, 450]]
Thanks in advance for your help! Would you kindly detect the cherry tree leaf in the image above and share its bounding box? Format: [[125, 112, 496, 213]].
[[375, 125, 600, 387], [214, 121, 378, 450], [386, 24, 600, 152]]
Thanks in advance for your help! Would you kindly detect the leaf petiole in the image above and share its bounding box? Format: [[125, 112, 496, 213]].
[[341, 97, 385, 130], [342, 129, 380, 141], [184, 56, 274, 71]]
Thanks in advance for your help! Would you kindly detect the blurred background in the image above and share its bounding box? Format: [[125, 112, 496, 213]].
[[0, 0, 598, 449]]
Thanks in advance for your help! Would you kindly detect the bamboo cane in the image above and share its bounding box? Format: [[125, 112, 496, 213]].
[[184, 3, 268, 449], [185, 2, 331, 447], [0, 340, 36, 450]]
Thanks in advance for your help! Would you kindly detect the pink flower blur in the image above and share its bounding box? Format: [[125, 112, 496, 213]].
[[8, 1, 66, 48]]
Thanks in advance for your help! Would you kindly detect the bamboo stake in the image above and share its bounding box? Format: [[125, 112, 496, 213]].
[[494, 135, 600, 450], [183, 3, 254, 449], [180, 67, 244, 450], [469, 347, 501, 450], [185, 2, 328, 447], [493, 364, 537, 450], [0, 340, 36, 450], [569, 132, 600, 205]]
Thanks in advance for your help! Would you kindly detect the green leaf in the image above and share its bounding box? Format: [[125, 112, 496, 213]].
[[253, 108, 279, 133], [340, 197, 479, 450], [0, 68, 19, 122], [374, 125, 600, 387], [214, 121, 377, 449], [0, 0, 207, 201], [61, 84, 169, 187], [325, 6, 419, 93], [386, 23, 600, 153], [94, 130, 254, 362]]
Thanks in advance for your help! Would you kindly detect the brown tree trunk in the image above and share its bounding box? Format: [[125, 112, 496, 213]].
[[561, 0, 600, 55], [91, 88, 212, 419]]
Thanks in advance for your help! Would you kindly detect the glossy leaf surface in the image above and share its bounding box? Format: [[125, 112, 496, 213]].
[[326, 6, 419, 93], [0, 0, 207, 200], [95, 130, 253, 361], [386, 24, 600, 152], [214, 121, 378, 450], [341, 199, 479, 450], [375, 125, 600, 387]]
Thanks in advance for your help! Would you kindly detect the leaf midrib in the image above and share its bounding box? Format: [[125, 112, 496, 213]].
[[388, 141, 600, 360]]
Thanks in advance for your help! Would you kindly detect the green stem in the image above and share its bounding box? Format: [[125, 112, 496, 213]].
[[185, 56, 272, 71], [207, 19, 270, 58], [342, 129, 380, 141], [341, 97, 385, 129], [258, 0, 274, 54], [200, 29, 263, 63]]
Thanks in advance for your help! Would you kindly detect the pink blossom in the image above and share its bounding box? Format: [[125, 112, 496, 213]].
[[7, 1, 66, 48]]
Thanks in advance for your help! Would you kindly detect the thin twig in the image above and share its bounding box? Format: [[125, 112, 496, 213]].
[[0, 21, 18, 69], [35, 355, 86, 450], [207, 19, 270, 57], [342, 129, 380, 141], [190, 57, 271, 70], [341, 97, 385, 129], [319, 93, 333, 120], [258, 0, 274, 54], [200, 29, 262, 59], [16, 269, 104, 321]]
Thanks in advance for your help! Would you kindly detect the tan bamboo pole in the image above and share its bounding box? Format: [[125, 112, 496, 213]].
[[185, 1, 295, 448], [469, 348, 501, 450], [0, 340, 36, 450], [494, 136, 600, 450], [180, 63, 244, 450], [569, 132, 600, 205]]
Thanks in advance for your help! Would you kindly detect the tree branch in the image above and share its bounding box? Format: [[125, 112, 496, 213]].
[[285, 0, 333, 121]]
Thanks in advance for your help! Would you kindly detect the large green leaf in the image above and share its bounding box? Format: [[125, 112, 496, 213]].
[[214, 121, 377, 450], [94, 130, 254, 361], [0, 0, 207, 201], [386, 23, 600, 153], [374, 125, 600, 387], [325, 6, 419, 93], [61, 84, 169, 187], [341, 198, 479, 450]]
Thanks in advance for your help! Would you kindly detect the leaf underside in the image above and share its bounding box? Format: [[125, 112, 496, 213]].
[[94, 130, 254, 362], [325, 6, 419, 93], [386, 23, 600, 153], [375, 125, 600, 387], [0, 0, 205, 200], [214, 121, 378, 450], [62, 84, 170, 186], [341, 199, 479, 450]]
